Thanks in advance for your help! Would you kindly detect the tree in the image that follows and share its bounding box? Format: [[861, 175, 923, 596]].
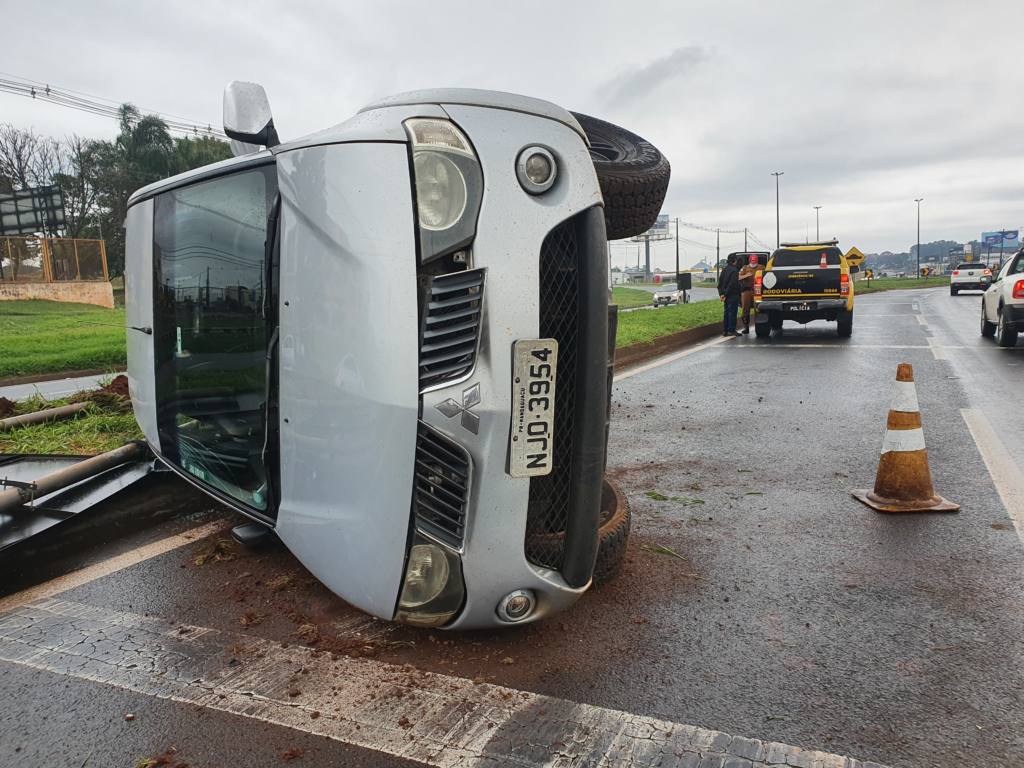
[[2, 106, 233, 276]]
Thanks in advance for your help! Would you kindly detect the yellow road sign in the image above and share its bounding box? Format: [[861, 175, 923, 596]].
[[844, 246, 866, 267]]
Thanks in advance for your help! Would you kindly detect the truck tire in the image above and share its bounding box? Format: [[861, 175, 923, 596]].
[[837, 310, 853, 337], [981, 300, 996, 338], [570, 112, 671, 240], [754, 321, 771, 339]]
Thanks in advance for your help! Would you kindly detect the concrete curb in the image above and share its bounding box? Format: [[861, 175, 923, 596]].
[[614, 322, 723, 372]]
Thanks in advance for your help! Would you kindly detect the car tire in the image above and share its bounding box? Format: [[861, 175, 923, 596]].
[[769, 313, 783, 333], [591, 478, 631, 587], [980, 300, 996, 338], [837, 310, 853, 337], [950, 286, 958, 296], [754, 322, 771, 339], [530, 477, 631, 588], [570, 111, 671, 240], [996, 305, 1019, 347]]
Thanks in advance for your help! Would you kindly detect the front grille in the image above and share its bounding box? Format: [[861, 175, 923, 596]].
[[413, 423, 470, 550], [524, 219, 580, 570], [419, 269, 484, 391]]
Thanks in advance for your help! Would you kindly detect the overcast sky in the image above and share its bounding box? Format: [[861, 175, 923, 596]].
[[4, 1, 1023, 270]]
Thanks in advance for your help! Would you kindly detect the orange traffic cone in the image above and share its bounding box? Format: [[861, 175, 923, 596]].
[[852, 363, 959, 513]]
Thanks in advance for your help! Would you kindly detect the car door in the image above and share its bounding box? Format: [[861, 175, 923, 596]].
[[985, 258, 1013, 319]]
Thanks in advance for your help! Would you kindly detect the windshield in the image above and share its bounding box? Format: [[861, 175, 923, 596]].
[[772, 248, 842, 267], [151, 165, 277, 512]]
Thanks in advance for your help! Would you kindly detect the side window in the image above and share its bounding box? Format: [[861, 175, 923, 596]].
[[152, 166, 277, 512], [1012, 254, 1024, 275]]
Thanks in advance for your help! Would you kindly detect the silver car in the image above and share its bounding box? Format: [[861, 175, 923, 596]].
[[124, 84, 667, 629]]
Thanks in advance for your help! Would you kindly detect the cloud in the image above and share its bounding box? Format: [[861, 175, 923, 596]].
[[601, 46, 709, 108]]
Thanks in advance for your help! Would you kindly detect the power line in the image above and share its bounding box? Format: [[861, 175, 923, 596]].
[[0, 73, 224, 139]]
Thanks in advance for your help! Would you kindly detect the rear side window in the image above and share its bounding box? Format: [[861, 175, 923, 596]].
[[1010, 255, 1024, 275], [772, 248, 841, 267]]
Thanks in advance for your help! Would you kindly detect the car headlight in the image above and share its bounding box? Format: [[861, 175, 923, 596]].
[[394, 533, 465, 627], [404, 118, 483, 263], [413, 153, 467, 231]]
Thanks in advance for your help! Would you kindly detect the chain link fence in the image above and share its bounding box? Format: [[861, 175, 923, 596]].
[[0, 236, 108, 283]]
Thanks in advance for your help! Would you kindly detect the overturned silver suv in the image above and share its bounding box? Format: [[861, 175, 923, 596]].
[[124, 84, 668, 628]]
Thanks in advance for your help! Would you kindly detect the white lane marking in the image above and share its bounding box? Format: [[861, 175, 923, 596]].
[[880, 427, 926, 454], [0, 598, 886, 768], [0, 521, 224, 613], [615, 334, 734, 381], [962, 409, 1024, 544], [926, 336, 947, 360], [890, 381, 920, 413], [731, 344, 961, 350], [916, 315, 928, 327]]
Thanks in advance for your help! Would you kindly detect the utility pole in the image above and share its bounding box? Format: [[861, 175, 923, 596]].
[[813, 205, 822, 241], [644, 236, 651, 281], [716, 228, 721, 279], [772, 171, 784, 249], [744, 227, 748, 250], [674, 217, 680, 286], [914, 198, 923, 279]]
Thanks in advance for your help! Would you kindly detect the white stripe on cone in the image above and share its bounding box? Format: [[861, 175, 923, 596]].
[[891, 381, 920, 413], [881, 427, 926, 454]]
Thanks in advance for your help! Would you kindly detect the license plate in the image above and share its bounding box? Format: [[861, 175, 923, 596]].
[[508, 339, 558, 477]]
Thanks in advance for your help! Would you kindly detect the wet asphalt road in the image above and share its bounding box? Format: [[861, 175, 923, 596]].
[[1, 287, 1022, 767]]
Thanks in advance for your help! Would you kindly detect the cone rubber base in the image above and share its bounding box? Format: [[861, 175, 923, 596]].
[[852, 489, 960, 513]]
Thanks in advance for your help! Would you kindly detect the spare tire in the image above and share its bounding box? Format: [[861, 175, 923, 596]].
[[570, 112, 671, 240]]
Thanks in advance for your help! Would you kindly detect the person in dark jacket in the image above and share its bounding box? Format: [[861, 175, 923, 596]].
[[717, 254, 741, 336]]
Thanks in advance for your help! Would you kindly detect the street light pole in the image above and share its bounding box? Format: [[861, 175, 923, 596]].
[[675, 217, 680, 286], [813, 205, 822, 241], [915, 198, 923, 278], [772, 171, 784, 249]]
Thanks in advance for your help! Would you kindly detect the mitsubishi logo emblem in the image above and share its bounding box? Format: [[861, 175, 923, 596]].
[[436, 383, 481, 434]]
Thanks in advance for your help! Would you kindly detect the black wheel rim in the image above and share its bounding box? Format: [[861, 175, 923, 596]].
[[588, 139, 625, 164]]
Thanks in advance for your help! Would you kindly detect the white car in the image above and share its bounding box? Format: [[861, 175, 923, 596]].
[[980, 250, 1024, 347], [652, 285, 684, 306], [950, 262, 991, 295]]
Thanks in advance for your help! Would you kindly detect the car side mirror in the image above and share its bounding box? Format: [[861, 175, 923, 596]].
[[223, 81, 280, 156]]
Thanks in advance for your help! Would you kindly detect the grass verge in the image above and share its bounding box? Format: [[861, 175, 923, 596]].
[[855, 276, 949, 294], [0, 378, 142, 455], [0, 300, 127, 380], [616, 299, 722, 348], [612, 286, 654, 309]]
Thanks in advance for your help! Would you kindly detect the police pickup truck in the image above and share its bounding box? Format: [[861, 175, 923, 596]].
[[754, 240, 856, 338]]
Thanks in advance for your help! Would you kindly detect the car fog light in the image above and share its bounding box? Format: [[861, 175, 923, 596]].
[[516, 147, 557, 194], [497, 589, 536, 622], [399, 543, 450, 609]]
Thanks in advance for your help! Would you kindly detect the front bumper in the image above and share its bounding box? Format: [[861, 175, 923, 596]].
[[418, 105, 607, 629]]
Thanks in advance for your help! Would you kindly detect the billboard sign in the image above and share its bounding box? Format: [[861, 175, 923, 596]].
[[981, 230, 1019, 251], [0, 185, 66, 236], [631, 213, 671, 241]]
